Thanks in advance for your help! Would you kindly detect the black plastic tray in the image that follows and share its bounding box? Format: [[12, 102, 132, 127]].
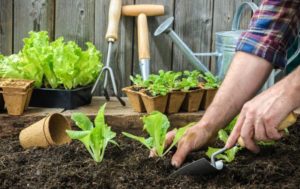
[[0, 94, 4, 112], [29, 85, 93, 109]]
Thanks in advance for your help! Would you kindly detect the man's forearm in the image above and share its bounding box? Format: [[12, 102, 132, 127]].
[[198, 52, 273, 133]]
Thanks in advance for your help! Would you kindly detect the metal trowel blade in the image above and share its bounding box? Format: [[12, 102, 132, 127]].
[[170, 158, 219, 177]]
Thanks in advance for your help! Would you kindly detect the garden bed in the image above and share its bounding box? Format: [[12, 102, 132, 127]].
[[1, 118, 300, 188]]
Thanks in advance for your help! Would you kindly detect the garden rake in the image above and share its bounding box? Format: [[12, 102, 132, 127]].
[[91, 0, 126, 106], [170, 112, 298, 177]]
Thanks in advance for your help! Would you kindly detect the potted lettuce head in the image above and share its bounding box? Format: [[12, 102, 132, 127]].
[[0, 31, 103, 109]]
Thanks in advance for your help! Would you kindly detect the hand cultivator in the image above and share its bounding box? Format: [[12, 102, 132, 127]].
[[91, 0, 126, 106]]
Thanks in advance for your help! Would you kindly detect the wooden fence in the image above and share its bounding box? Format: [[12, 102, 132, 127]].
[[0, 0, 260, 95]]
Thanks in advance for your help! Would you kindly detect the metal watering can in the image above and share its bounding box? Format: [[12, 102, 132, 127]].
[[155, 2, 300, 89]]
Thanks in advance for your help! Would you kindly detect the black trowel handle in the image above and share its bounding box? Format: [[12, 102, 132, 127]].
[[105, 0, 122, 42]]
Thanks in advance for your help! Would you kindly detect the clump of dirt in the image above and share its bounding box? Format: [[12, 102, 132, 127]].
[[1, 123, 300, 188]]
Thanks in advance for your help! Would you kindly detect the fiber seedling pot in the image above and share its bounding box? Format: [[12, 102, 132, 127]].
[[19, 113, 71, 149], [181, 88, 204, 112], [166, 90, 186, 114], [200, 88, 218, 110], [140, 92, 169, 114], [0, 79, 35, 116], [122, 86, 146, 113]]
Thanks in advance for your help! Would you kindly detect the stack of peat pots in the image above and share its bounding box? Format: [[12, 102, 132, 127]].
[[123, 71, 220, 114], [0, 78, 35, 115]]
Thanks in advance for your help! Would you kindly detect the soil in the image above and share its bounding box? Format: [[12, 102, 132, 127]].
[[131, 86, 144, 92], [1, 120, 300, 188]]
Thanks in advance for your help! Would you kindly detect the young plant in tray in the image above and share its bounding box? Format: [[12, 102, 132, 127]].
[[200, 72, 221, 110], [202, 72, 221, 89], [130, 74, 149, 91], [139, 72, 171, 113], [66, 104, 118, 163], [179, 70, 202, 91], [206, 117, 241, 162], [180, 70, 205, 112], [122, 111, 192, 157]]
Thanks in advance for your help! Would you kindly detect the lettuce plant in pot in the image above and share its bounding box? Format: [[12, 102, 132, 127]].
[[122, 74, 148, 113], [200, 72, 221, 110], [180, 70, 205, 112], [140, 74, 169, 113], [0, 31, 103, 109], [160, 70, 186, 114]]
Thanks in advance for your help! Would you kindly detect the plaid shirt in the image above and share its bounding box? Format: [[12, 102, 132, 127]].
[[236, 0, 300, 69]]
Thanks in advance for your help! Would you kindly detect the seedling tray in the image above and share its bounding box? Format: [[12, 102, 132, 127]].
[[29, 85, 92, 109]]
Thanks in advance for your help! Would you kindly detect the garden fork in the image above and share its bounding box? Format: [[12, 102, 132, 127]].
[[91, 0, 125, 106]]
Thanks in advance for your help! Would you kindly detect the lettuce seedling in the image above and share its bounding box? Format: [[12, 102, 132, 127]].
[[203, 72, 221, 89], [205, 116, 278, 162], [130, 74, 149, 88], [179, 70, 202, 91], [66, 104, 118, 163], [157, 70, 182, 91], [122, 111, 192, 157], [206, 117, 241, 162]]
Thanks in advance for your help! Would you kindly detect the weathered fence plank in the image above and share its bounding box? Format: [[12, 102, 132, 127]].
[[172, 0, 214, 72], [94, 0, 134, 95], [13, 0, 54, 52], [55, 0, 95, 48], [133, 0, 174, 75], [0, 0, 13, 55]]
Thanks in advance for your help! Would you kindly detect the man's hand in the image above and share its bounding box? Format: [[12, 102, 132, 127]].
[[226, 67, 300, 152], [163, 124, 216, 168]]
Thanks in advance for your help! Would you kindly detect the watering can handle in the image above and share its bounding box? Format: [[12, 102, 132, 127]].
[[231, 2, 258, 31]]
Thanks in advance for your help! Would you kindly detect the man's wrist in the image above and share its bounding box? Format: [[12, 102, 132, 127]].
[[195, 113, 222, 137]]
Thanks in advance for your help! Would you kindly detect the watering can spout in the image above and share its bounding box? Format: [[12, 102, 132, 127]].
[[154, 17, 211, 74]]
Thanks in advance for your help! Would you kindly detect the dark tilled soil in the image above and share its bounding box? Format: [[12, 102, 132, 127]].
[[1, 122, 300, 189]]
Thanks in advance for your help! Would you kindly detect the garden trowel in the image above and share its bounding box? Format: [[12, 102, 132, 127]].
[[122, 5, 165, 80], [91, 0, 126, 106], [170, 112, 298, 177]]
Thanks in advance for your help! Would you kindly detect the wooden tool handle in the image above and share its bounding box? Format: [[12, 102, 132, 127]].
[[137, 14, 150, 60], [122, 5, 164, 16], [105, 0, 122, 41], [238, 113, 297, 147]]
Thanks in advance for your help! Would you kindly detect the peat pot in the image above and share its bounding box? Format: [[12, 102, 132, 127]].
[[181, 88, 204, 112], [122, 86, 146, 113], [166, 90, 186, 114], [19, 113, 71, 149], [0, 79, 34, 116], [140, 92, 169, 114]]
